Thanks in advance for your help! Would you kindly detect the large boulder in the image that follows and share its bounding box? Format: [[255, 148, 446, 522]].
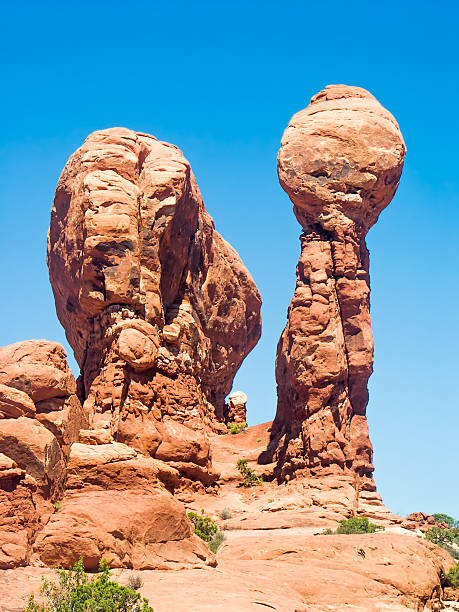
[[0, 340, 76, 402], [33, 488, 214, 570], [263, 85, 406, 502], [47, 128, 261, 484], [33, 441, 214, 570]]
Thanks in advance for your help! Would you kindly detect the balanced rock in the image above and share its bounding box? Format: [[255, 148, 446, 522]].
[[264, 85, 406, 495], [224, 390, 247, 424], [47, 128, 261, 485]]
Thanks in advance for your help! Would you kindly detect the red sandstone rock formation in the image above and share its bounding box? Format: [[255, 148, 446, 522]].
[[263, 86, 406, 496], [47, 128, 261, 486], [0, 340, 86, 568]]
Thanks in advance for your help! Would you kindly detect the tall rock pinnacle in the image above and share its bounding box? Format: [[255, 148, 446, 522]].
[[267, 85, 406, 488]]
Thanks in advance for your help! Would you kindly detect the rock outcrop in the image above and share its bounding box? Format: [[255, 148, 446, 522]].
[[224, 390, 247, 424], [263, 86, 406, 497], [47, 128, 261, 486], [0, 340, 86, 568]]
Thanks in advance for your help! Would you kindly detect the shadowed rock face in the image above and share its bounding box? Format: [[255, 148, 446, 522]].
[[265, 85, 406, 488], [47, 128, 261, 484]]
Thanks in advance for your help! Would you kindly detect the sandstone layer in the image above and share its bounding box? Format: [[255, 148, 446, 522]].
[[47, 127, 261, 486], [0, 530, 454, 612], [262, 86, 406, 502], [0, 340, 86, 569]]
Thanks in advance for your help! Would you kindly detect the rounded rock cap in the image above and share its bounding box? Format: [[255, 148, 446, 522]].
[[278, 84, 406, 231]]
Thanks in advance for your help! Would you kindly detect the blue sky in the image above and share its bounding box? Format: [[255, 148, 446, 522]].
[[1, 0, 457, 517]]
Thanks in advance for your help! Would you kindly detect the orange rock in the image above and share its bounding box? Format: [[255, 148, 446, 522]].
[[33, 488, 214, 570], [264, 85, 406, 503], [0, 384, 35, 418], [0, 341, 76, 402], [47, 128, 261, 485]]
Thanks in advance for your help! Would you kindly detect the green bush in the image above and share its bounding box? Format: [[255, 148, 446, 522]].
[[127, 574, 143, 591], [432, 513, 458, 528], [209, 531, 226, 553], [188, 511, 225, 554], [23, 558, 153, 612], [187, 511, 218, 542], [335, 517, 385, 535], [446, 562, 459, 589], [425, 526, 459, 546], [236, 459, 263, 487], [227, 422, 246, 435], [220, 508, 232, 520], [425, 526, 459, 559]]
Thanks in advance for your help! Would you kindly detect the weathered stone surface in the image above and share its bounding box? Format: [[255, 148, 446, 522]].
[[66, 442, 179, 492], [33, 489, 214, 570], [0, 417, 64, 492], [0, 341, 76, 402], [224, 390, 247, 424], [401, 512, 451, 533], [263, 85, 406, 490], [47, 128, 261, 484], [0, 384, 35, 419], [0, 340, 87, 569]]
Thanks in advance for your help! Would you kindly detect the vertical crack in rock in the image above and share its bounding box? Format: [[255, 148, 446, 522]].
[[262, 85, 406, 502]]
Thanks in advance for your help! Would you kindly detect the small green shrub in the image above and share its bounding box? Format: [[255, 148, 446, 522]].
[[335, 517, 384, 535], [321, 528, 334, 535], [53, 501, 62, 512], [23, 558, 153, 612], [425, 526, 459, 546], [187, 511, 218, 542], [446, 562, 459, 589], [188, 511, 225, 554], [236, 459, 263, 487], [209, 531, 226, 553], [127, 574, 143, 591], [425, 526, 459, 559], [220, 508, 232, 520], [227, 422, 247, 435], [256, 438, 262, 443]]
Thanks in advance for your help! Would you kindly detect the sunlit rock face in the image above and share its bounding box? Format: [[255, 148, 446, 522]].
[[265, 85, 405, 492], [47, 128, 261, 485]]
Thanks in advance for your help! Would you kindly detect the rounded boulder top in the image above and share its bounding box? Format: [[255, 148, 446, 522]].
[[278, 84, 406, 232]]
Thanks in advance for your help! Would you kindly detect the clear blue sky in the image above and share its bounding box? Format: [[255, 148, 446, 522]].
[[1, 1, 457, 517]]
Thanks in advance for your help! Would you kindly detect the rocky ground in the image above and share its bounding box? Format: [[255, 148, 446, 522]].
[[0, 424, 455, 612]]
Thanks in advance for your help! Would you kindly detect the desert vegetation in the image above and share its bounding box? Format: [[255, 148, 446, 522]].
[[236, 459, 263, 486], [220, 508, 232, 520], [23, 558, 153, 611], [187, 511, 226, 553], [227, 422, 247, 434], [322, 517, 385, 535], [425, 516, 459, 560]]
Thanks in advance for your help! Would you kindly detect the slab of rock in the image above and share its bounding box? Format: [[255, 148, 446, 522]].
[[263, 86, 406, 504], [33, 488, 214, 570], [47, 128, 261, 485], [0, 384, 35, 419]]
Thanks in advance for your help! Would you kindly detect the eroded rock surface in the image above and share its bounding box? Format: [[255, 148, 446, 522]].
[[263, 86, 406, 500], [47, 128, 261, 486], [0, 340, 86, 569]]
